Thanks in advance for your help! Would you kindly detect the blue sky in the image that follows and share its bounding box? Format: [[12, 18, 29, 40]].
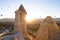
[[0, 0, 60, 19]]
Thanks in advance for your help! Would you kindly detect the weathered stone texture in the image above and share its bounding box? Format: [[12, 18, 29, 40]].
[[35, 16, 59, 40], [14, 4, 27, 40]]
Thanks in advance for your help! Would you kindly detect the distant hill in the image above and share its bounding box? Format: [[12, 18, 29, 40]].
[[0, 18, 14, 23], [54, 18, 60, 25], [0, 18, 60, 24], [54, 18, 60, 22]]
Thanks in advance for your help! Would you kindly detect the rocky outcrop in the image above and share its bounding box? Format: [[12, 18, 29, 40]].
[[35, 16, 59, 40], [14, 4, 27, 40]]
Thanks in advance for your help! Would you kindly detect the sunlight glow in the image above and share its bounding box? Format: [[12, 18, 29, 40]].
[[26, 13, 40, 22], [26, 15, 33, 22]]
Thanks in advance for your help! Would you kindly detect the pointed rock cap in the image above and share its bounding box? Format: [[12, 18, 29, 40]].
[[18, 4, 27, 14], [44, 16, 53, 20], [43, 16, 56, 24], [18, 4, 24, 10]]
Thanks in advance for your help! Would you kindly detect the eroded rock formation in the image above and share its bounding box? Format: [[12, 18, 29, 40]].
[[14, 4, 27, 40], [35, 16, 59, 40]]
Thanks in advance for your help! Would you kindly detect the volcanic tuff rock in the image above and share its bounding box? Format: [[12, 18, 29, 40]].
[[35, 16, 59, 40], [14, 4, 27, 40]]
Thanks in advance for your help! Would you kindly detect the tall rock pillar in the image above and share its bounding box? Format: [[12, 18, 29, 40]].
[[14, 4, 27, 40]]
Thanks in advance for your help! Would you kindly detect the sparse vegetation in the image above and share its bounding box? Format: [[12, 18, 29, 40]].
[[0, 18, 60, 40], [0, 22, 14, 33]]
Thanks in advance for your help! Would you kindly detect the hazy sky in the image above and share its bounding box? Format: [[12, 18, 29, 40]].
[[0, 0, 60, 19]]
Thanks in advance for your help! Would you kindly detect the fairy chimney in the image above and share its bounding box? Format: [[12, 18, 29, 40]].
[[14, 4, 27, 40], [35, 16, 59, 40]]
